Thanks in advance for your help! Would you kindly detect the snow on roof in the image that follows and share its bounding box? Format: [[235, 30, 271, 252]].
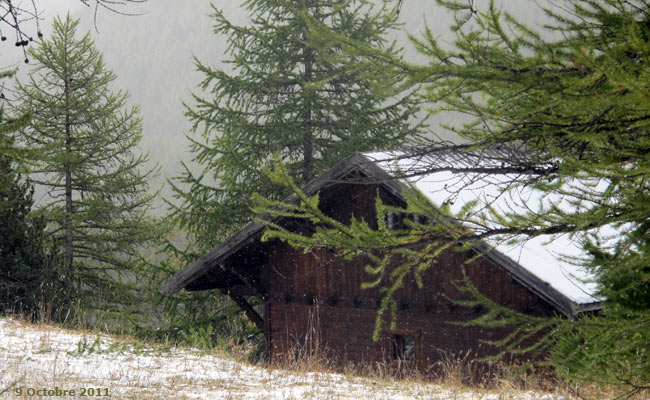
[[365, 152, 601, 305]]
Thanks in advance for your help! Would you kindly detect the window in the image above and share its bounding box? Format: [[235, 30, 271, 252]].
[[413, 213, 421, 224], [391, 334, 416, 361], [386, 211, 395, 230], [385, 212, 426, 230]]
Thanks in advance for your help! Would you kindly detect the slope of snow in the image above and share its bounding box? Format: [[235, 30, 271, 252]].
[[365, 152, 601, 305], [0, 318, 563, 399]]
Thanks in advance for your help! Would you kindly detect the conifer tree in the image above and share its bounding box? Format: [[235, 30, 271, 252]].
[[0, 151, 63, 320], [174, 0, 421, 250], [0, 91, 62, 321], [256, 0, 650, 391], [0, 70, 30, 160], [12, 15, 157, 319]]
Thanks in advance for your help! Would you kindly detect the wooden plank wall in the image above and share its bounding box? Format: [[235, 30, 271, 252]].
[[260, 182, 557, 370], [266, 301, 547, 370]]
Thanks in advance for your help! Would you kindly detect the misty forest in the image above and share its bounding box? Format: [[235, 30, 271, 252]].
[[1, 0, 649, 398]]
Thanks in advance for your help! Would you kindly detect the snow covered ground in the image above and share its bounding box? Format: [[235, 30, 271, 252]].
[[0, 318, 564, 399]]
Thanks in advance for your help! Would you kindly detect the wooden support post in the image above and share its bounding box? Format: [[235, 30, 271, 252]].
[[263, 301, 272, 362], [228, 293, 264, 331]]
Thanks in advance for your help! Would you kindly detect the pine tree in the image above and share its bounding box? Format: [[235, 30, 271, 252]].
[[0, 151, 62, 321], [173, 0, 422, 250], [12, 14, 157, 320], [256, 0, 650, 391], [0, 93, 62, 321]]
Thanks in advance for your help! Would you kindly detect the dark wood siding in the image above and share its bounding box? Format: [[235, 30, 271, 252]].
[[259, 182, 556, 369], [267, 300, 549, 369]]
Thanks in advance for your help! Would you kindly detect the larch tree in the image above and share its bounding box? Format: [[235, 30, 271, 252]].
[[173, 0, 422, 251], [12, 14, 157, 320], [0, 70, 29, 160], [256, 0, 650, 392], [159, 0, 421, 347]]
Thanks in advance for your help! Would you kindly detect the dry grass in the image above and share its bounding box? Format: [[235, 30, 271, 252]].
[[265, 327, 650, 400], [0, 316, 564, 399], [2, 315, 646, 399]]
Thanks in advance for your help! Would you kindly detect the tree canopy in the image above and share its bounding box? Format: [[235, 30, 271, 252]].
[[172, 0, 423, 251]]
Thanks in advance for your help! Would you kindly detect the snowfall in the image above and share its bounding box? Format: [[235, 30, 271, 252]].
[[0, 318, 570, 399]]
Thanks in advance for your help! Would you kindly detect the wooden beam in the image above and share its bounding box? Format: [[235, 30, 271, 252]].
[[219, 262, 267, 299], [222, 286, 257, 297], [263, 301, 272, 362], [229, 294, 264, 331], [160, 222, 267, 295]]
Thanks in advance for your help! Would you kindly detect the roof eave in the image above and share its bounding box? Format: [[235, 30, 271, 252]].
[[161, 152, 378, 295]]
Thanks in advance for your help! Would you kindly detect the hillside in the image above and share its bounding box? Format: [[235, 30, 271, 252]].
[[0, 317, 566, 399]]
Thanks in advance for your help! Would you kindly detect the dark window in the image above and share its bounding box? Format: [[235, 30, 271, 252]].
[[385, 212, 426, 230], [391, 334, 415, 360], [386, 211, 395, 230]]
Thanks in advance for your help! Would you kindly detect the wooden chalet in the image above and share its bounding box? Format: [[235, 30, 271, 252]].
[[162, 152, 602, 371]]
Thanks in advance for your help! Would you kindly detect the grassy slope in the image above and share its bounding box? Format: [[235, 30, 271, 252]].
[[0, 317, 568, 400]]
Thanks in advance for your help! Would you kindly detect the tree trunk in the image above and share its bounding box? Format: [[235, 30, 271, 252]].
[[64, 62, 73, 270], [302, 25, 314, 182]]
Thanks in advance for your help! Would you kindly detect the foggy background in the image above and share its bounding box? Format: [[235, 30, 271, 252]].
[[2, 0, 551, 213]]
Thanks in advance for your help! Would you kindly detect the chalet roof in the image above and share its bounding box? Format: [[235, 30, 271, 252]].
[[162, 152, 603, 318], [365, 152, 603, 310]]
